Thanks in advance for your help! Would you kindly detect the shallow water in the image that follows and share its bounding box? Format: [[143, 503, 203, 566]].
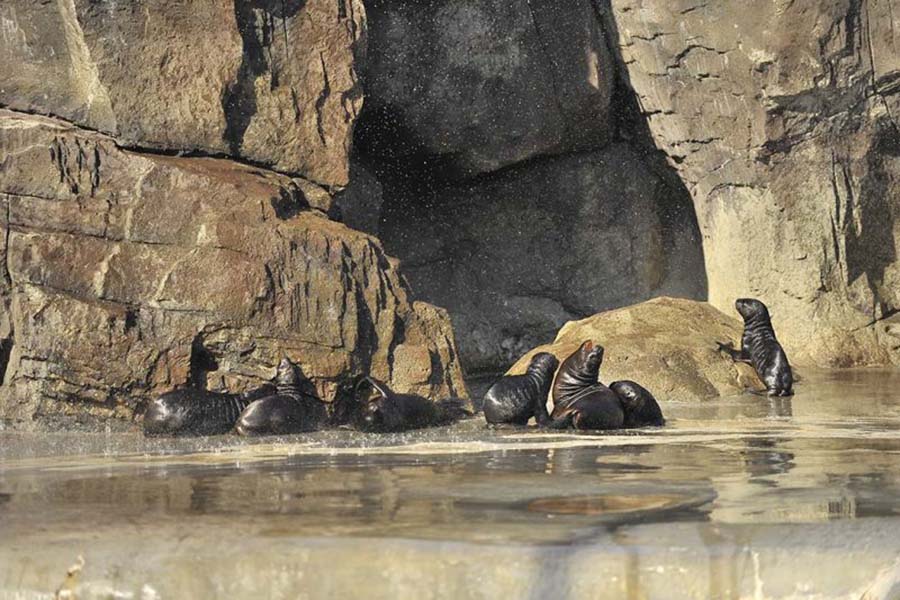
[[2, 371, 900, 599]]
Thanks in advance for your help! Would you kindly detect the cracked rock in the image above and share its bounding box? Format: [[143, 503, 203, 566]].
[[605, 0, 900, 366], [0, 0, 366, 186], [0, 110, 467, 427]]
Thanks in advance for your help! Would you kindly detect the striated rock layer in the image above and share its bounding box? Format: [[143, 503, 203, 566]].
[[0, 0, 365, 186], [0, 110, 466, 427], [603, 0, 900, 366], [508, 297, 761, 403]]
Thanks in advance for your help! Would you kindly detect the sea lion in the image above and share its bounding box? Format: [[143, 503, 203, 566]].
[[234, 358, 328, 435], [537, 341, 625, 430], [718, 298, 793, 397], [482, 352, 559, 425], [351, 377, 472, 433], [143, 384, 276, 436], [610, 380, 665, 427]]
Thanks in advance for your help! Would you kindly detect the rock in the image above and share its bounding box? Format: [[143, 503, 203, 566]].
[[508, 297, 760, 402], [603, 0, 900, 366], [358, 0, 615, 177], [381, 144, 707, 372], [0, 0, 366, 186], [0, 109, 467, 427], [329, 162, 384, 236]]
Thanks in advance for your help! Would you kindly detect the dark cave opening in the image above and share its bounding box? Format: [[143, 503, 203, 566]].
[[350, 0, 708, 374]]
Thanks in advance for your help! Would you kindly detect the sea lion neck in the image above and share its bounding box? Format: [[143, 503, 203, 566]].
[[526, 353, 559, 382]]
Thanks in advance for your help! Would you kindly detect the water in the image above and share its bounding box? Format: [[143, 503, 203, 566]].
[[2, 370, 900, 599]]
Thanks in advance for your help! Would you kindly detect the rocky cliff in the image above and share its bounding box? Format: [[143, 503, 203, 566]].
[[602, 0, 900, 366], [0, 110, 465, 426], [0, 0, 470, 428], [1, 0, 899, 426], [357, 0, 900, 371]]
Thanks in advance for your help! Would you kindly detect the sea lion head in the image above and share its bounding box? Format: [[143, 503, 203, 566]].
[[275, 357, 301, 388], [143, 395, 190, 435], [611, 380, 665, 427], [527, 352, 559, 379], [352, 377, 395, 432], [735, 298, 770, 322], [579, 340, 604, 375]]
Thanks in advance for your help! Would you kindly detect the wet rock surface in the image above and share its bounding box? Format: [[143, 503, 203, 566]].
[[509, 297, 761, 402], [0, 0, 365, 186], [0, 110, 466, 427]]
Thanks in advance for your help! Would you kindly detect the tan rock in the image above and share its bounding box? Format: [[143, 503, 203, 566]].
[[0, 0, 366, 186], [508, 297, 761, 402], [0, 109, 467, 427]]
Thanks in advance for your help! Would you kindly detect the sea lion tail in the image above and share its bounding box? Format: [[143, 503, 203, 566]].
[[436, 397, 474, 424]]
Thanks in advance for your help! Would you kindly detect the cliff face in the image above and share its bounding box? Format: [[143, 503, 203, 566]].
[[357, 0, 708, 371], [1, 0, 899, 425], [0, 0, 467, 428], [358, 0, 900, 370], [0, 0, 365, 186], [602, 0, 900, 366]]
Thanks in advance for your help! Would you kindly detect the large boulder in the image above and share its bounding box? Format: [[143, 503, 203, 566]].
[[508, 297, 760, 402], [381, 144, 707, 372], [359, 0, 615, 177], [0, 0, 365, 186], [603, 0, 900, 366], [0, 110, 466, 427]]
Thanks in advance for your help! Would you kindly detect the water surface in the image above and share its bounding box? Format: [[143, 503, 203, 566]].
[[2, 370, 900, 599]]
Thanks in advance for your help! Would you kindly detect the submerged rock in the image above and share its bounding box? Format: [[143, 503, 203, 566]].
[[508, 297, 761, 402], [0, 110, 466, 427]]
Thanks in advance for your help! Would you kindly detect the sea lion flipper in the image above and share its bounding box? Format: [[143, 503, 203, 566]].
[[364, 377, 393, 400], [436, 397, 474, 424], [536, 412, 575, 430], [717, 341, 751, 363]]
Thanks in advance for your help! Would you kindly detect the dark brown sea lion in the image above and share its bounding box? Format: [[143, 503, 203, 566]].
[[143, 384, 276, 436], [482, 352, 559, 425], [234, 358, 328, 435], [610, 380, 665, 427], [718, 298, 793, 397], [537, 341, 624, 430], [351, 377, 472, 433]]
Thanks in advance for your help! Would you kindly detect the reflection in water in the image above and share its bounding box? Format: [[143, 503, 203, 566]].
[[2, 370, 900, 596], [767, 397, 793, 418], [740, 437, 795, 483]]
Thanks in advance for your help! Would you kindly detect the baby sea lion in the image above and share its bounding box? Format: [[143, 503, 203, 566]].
[[610, 380, 665, 427], [143, 384, 276, 436], [352, 377, 472, 433], [482, 352, 559, 425], [718, 298, 793, 397], [537, 341, 624, 430], [234, 358, 328, 435]]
